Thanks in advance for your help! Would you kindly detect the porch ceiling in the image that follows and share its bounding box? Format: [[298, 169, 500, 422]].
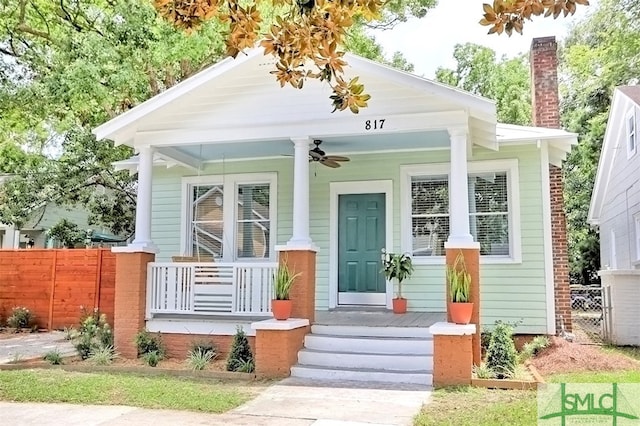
[[170, 130, 451, 162]]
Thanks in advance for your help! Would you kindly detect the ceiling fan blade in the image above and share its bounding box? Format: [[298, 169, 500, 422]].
[[325, 155, 350, 162], [321, 158, 341, 168], [309, 150, 323, 160]]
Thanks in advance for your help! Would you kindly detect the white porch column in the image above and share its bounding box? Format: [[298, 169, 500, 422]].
[[446, 128, 477, 247], [116, 145, 158, 253], [282, 137, 316, 250]]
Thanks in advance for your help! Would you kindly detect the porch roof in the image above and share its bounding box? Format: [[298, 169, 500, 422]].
[[94, 47, 498, 154]]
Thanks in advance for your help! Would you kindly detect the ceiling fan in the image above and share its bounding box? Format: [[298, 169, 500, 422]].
[[308, 139, 350, 168]]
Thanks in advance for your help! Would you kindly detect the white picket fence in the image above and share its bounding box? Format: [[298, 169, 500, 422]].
[[147, 262, 277, 317]]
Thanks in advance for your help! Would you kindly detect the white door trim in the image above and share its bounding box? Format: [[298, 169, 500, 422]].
[[329, 180, 394, 309]]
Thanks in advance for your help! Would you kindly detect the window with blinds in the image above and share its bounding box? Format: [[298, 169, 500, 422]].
[[409, 170, 512, 257], [469, 172, 510, 256], [411, 175, 449, 256], [191, 184, 224, 258], [236, 184, 270, 258]]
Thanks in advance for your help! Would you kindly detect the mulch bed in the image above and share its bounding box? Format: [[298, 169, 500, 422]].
[[530, 336, 640, 375]]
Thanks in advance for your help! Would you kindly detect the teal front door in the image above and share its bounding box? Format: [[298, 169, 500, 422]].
[[338, 193, 386, 305]]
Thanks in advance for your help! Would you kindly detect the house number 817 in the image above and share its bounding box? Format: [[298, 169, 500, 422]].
[[365, 119, 385, 130]]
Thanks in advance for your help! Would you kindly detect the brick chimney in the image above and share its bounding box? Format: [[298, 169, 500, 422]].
[[530, 36, 571, 333]]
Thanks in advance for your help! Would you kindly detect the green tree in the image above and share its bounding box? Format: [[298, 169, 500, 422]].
[[435, 43, 531, 125], [561, 0, 640, 284]]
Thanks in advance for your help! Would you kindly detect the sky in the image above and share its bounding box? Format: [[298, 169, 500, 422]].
[[372, 1, 594, 78]]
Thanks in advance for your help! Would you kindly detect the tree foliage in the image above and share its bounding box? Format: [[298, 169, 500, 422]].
[[435, 43, 531, 125], [154, 0, 586, 112], [561, 0, 640, 284]]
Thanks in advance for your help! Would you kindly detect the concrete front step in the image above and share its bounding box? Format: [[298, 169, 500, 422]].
[[311, 324, 431, 339], [304, 334, 433, 355], [290, 365, 433, 386], [298, 348, 433, 371]]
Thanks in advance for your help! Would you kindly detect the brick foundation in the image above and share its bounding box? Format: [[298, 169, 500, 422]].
[[445, 248, 481, 365], [531, 36, 571, 333], [113, 252, 154, 359], [160, 333, 255, 359], [278, 250, 316, 323], [254, 324, 310, 378]]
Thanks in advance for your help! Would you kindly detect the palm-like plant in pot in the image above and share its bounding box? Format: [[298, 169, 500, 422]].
[[272, 263, 300, 320], [381, 250, 414, 314], [446, 251, 473, 324]]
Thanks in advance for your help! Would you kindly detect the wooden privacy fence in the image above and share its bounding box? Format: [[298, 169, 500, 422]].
[[0, 249, 115, 330]]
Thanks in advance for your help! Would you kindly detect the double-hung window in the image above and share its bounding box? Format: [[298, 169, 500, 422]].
[[402, 160, 520, 262], [183, 173, 277, 261], [627, 109, 637, 159]]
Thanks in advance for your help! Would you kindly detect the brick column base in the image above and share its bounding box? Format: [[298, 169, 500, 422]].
[[113, 251, 155, 359], [429, 322, 476, 388], [445, 248, 480, 365], [252, 319, 310, 378], [277, 250, 316, 323]]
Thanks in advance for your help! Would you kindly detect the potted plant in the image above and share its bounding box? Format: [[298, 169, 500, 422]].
[[272, 263, 300, 320], [381, 249, 414, 314], [446, 251, 473, 324]]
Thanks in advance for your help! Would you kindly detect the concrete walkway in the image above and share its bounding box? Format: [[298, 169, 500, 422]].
[[0, 331, 76, 364], [0, 378, 431, 425]]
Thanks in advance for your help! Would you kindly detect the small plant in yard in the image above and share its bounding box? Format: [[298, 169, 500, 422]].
[[88, 346, 117, 366], [485, 321, 518, 379], [187, 347, 216, 371], [7, 307, 34, 331], [226, 326, 254, 373], [519, 335, 550, 362], [473, 362, 495, 379], [43, 349, 63, 365], [63, 326, 77, 341], [135, 330, 165, 358], [190, 339, 217, 358], [73, 308, 113, 360], [143, 350, 162, 367]]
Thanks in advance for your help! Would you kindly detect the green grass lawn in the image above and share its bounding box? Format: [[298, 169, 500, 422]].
[[415, 370, 640, 426], [0, 369, 260, 413]]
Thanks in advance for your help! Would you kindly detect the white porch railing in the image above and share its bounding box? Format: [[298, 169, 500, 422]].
[[147, 262, 277, 317]]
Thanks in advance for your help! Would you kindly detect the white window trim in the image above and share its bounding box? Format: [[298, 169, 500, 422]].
[[180, 172, 278, 262], [626, 109, 637, 159], [634, 213, 640, 262], [610, 229, 617, 269], [400, 159, 521, 265]]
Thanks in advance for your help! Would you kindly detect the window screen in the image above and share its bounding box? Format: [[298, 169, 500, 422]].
[[191, 184, 224, 258], [236, 184, 271, 258], [411, 175, 449, 256]]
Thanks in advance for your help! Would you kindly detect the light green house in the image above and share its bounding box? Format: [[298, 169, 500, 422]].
[[94, 47, 576, 337]]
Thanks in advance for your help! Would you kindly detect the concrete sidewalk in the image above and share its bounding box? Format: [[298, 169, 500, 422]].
[[0, 378, 431, 426]]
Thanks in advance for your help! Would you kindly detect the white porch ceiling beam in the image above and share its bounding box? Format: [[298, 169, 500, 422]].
[[155, 147, 202, 171], [132, 110, 469, 147]]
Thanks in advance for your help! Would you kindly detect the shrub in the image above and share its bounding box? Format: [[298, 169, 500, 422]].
[[473, 362, 495, 379], [88, 346, 117, 366], [226, 326, 254, 373], [485, 321, 517, 379], [72, 308, 113, 360], [7, 307, 34, 330], [187, 347, 216, 371], [190, 339, 217, 358], [135, 330, 165, 358], [43, 349, 63, 365], [143, 350, 162, 367], [519, 335, 550, 362]]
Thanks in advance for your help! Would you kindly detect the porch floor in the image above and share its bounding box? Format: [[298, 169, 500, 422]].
[[314, 310, 446, 327]]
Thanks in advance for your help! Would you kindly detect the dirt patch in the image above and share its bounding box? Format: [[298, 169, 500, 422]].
[[530, 337, 640, 375]]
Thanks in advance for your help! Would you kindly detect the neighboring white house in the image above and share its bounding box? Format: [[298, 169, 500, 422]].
[[94, 44, 577, 337], [588, 85, 640, 345]]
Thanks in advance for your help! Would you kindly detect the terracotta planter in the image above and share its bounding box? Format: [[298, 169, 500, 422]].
[[272, 299, 292, 320], [448, 302, 473, 324], [392, 298, 407, 314]]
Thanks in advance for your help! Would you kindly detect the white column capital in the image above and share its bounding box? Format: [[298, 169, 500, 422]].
[[290, 137, 312, 146], [447, 127, 468, 139]]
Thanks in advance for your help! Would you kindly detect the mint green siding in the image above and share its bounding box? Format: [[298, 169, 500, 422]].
[[151, 144, 548, 333]]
